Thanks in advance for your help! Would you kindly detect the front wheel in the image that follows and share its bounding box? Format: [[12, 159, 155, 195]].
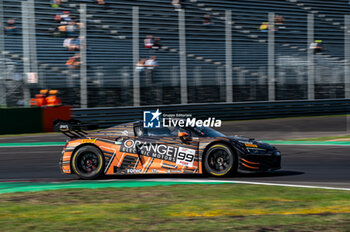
[[204, 144, 237, 177], [71, 145, 104, 180]]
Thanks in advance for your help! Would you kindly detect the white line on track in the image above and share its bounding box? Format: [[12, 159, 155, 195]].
[[98, 179, 350, 191], [224, 180, 350, 191]]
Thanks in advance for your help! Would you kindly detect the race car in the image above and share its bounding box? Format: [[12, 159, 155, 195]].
[[55, 119, 281, 179]]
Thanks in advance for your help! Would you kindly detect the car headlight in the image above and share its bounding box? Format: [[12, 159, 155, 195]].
[[274, 151, 281, 156], [247, 148, 268, 155]]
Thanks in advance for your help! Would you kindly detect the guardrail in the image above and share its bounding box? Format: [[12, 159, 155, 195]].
[[72, 99, 350, 128]]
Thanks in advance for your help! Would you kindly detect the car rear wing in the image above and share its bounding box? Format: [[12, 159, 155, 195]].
[[53, 119, 97, 139]]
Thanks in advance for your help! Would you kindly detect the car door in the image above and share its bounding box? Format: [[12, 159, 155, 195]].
[[140, 126, 200, 174]]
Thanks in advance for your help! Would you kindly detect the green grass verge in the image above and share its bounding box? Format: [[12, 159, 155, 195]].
[[0, 184, 349, 231]]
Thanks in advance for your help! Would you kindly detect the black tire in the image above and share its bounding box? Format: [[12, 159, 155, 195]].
[[204, 144, 237, 177], [71, 145, 104, 180]]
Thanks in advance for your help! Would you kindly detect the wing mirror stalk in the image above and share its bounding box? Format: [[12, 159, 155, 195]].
[[178, 132, 192, 143]]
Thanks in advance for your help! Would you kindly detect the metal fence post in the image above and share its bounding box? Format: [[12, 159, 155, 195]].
[[80, 4, 87, 108], [179, 9, 188, 104], [225, 10, 233, 102], [345, 15, 350, 99], [0, 0, 6, 107], [133, 6, 140, 106], [346, 15, 350, 132], [28, 0, 38, 86], [307, 13, 315, 100], [22, 1, 31, 107], [268, 12, 275, 101]]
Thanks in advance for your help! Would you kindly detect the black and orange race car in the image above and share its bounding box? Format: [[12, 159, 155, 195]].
[[55, 119, 281, 179]]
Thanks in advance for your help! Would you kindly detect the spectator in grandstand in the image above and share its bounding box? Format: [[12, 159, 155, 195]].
[[144, 35, 154, 49], [66, 21, 78, 37], [172, 0, 183, 11], [310, 40, 324, 54], [152, 37, 162, 50], [66, 53, 81, 69], [74, 37, 82, 50], [275, 15, 286, 30], [60, 11, 72, 25], [274, 15, 284, 25], [96, 0, 106, 5], [145, 56, 159, 85], [51, 0, 62, 8], [259, 22, 269, 32], [135, 58, 147, 73], [96, 0, 110, 10], [54, 13, 62, 23], [4, 19, 17, 34], [63, 37, 74, 50], [202, 14, 214, 27], [63, 37, 80, 51], [49, 15, 62, 37], [57, 25, 67, 37]]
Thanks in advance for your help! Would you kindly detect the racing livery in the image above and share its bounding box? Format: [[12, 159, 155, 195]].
[[55, 120, 281, 179]]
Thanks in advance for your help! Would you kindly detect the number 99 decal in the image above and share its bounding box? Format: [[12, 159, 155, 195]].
[[176, 147, 196, 167]]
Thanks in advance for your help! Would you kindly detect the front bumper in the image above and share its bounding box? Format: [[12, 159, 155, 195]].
[[238, 151, 281, 172]]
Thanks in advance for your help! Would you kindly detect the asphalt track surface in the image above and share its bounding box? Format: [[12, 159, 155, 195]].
[[0, 116, 349, 188]]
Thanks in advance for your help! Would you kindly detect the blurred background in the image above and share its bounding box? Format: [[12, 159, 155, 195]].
[[0, 0, 349, 108]]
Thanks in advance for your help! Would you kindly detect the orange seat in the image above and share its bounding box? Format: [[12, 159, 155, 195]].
[[46, 95, 61, 106], [30, 94, 47, 107]]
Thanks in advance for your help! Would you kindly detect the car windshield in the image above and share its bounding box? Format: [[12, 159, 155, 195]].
[[192, 126, 226, 137], [144, 126, 189, 137]]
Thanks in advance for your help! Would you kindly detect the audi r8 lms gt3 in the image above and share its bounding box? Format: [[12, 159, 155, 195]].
[[55, 120, 281, 180]]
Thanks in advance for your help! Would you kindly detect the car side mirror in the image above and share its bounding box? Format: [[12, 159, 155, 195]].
[[178, 132, 192, 142]]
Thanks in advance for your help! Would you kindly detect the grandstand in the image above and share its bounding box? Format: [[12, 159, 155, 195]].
[[1, 0, 349, 107]]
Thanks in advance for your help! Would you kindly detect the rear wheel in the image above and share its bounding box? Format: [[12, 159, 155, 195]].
[[204, 144, 237, 177], [72, 145, 104, 180]]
